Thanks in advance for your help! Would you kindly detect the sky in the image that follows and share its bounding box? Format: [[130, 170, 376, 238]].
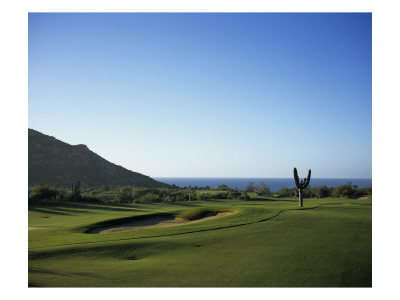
[[28, 13, 372, 178]]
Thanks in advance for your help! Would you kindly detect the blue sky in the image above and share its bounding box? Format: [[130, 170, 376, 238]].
[[28, 13, 372, 178]]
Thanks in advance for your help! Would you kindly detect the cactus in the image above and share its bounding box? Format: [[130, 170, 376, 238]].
[[293, 168, 311, 207], [72, 181, 81, 202]]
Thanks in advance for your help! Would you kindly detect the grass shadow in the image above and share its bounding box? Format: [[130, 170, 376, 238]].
[[28, 202, 154, 215], [247, 197, 297, 203]]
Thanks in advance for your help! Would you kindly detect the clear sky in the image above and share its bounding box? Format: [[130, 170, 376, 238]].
[[28, 13, 372, 178]]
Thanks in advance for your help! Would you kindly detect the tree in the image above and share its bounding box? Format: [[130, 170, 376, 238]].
[[186, 186, 195, 201], [218, 184, 230, 191], [245, 182, 255, 192], [333, 184, 352, 198], [276, 187, 291, 197], [254, 182, 270, 194], [309, 185, 330, 198], [317, 185, 330, 198]]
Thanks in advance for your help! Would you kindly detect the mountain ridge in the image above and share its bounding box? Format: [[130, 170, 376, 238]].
[[28, 128, 170, 188]]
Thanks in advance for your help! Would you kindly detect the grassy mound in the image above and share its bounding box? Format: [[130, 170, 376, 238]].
[[176, 207, 224, 220]]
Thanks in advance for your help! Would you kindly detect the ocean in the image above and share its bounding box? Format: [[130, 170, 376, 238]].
[[154, 177, 372, 191]]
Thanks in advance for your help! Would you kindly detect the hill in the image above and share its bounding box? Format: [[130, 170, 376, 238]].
[[28, 129, 170, 188]]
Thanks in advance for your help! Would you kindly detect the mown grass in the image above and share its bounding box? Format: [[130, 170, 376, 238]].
[[28, 196, 371, 287]]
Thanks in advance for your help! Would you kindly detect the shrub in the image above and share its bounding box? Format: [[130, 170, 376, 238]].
[[101, 184, 111, 192], [138, 192, 161, 203], [245, 182, 255, 192], [228, 191, 242, 199], [29, 185, 61, 202], [64, 191, 74, 202], [207, 192, 228, 199], [80, 194, 104, 203], [310, 185, 330, 198], [332, 184, 372, 198], [333, 184, 353, 198], [132, 188, 158, 199], [359, 186, 372, 196], [254, 182, 270, 194], [184, 189, 197, 201], [162, 195, 173, 203], [240, 191, 250, 200], [113, 187, 133, 203], [198, 193, 209, 200], [276, 187, 291, 197], [218, 184, 230, 191]]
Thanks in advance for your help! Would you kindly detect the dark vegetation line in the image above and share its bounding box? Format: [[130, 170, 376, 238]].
[[29, 206, 321, 251], [28, 182, 372, 205]]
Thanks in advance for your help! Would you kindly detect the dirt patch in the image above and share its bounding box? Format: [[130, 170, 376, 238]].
[[88, 211, 233, 234]]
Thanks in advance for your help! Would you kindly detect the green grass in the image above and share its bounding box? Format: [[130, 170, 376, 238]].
[[28, 196, 372, 287]]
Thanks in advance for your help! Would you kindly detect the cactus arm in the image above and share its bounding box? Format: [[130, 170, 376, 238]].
[[302, 170, 312, 189], [294, 168, 300, 188], [305, 170, 312, 188]]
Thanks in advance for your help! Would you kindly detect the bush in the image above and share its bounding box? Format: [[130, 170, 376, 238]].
[[133, 188, 157, 199], [228, 191, 242, 199], [333, 184, 353, 198], [138, 192, 161, 203], [64, 191, 74, 202], [113, 187, 133, 203], [184, 189, 197, 201], [101, 184, 111, 192], [198, 193, 209, 200], [276, 187, 291, 197], [211, 192, 228, 199], [240, 191, 250, 200], [80, 194, 104, 203], [309, 185, 330, 198], [29, 185, 61, 202], [332, 184, 372, 198], [359, 186, 372, 196], [218, 184, 230, 191], [254, 182, 270, 194], [245, 182, 255, 192]]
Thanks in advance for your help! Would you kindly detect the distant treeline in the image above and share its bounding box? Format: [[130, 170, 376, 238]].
[[28, 185, 249, 204], [273, 184, 372, 199], [28, 181, 371, 204]]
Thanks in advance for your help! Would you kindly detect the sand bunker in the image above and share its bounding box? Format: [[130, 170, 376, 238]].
[[88, 211, 232, 234]]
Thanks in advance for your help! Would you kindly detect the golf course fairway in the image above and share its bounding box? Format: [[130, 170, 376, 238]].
[[28, 197, 372, 287]]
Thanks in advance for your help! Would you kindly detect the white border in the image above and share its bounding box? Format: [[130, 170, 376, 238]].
[[1, 0, 398, 299]]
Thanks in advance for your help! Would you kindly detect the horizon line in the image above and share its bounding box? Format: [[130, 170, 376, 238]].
[[153, 176, 372, 179]]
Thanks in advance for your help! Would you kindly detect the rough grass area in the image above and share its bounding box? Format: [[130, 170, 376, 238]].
[[28, 196, 372, 287]]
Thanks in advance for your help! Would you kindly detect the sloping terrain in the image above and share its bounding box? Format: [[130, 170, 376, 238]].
[[28, 197, 372, 287], [28, 129, 169, 188]]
